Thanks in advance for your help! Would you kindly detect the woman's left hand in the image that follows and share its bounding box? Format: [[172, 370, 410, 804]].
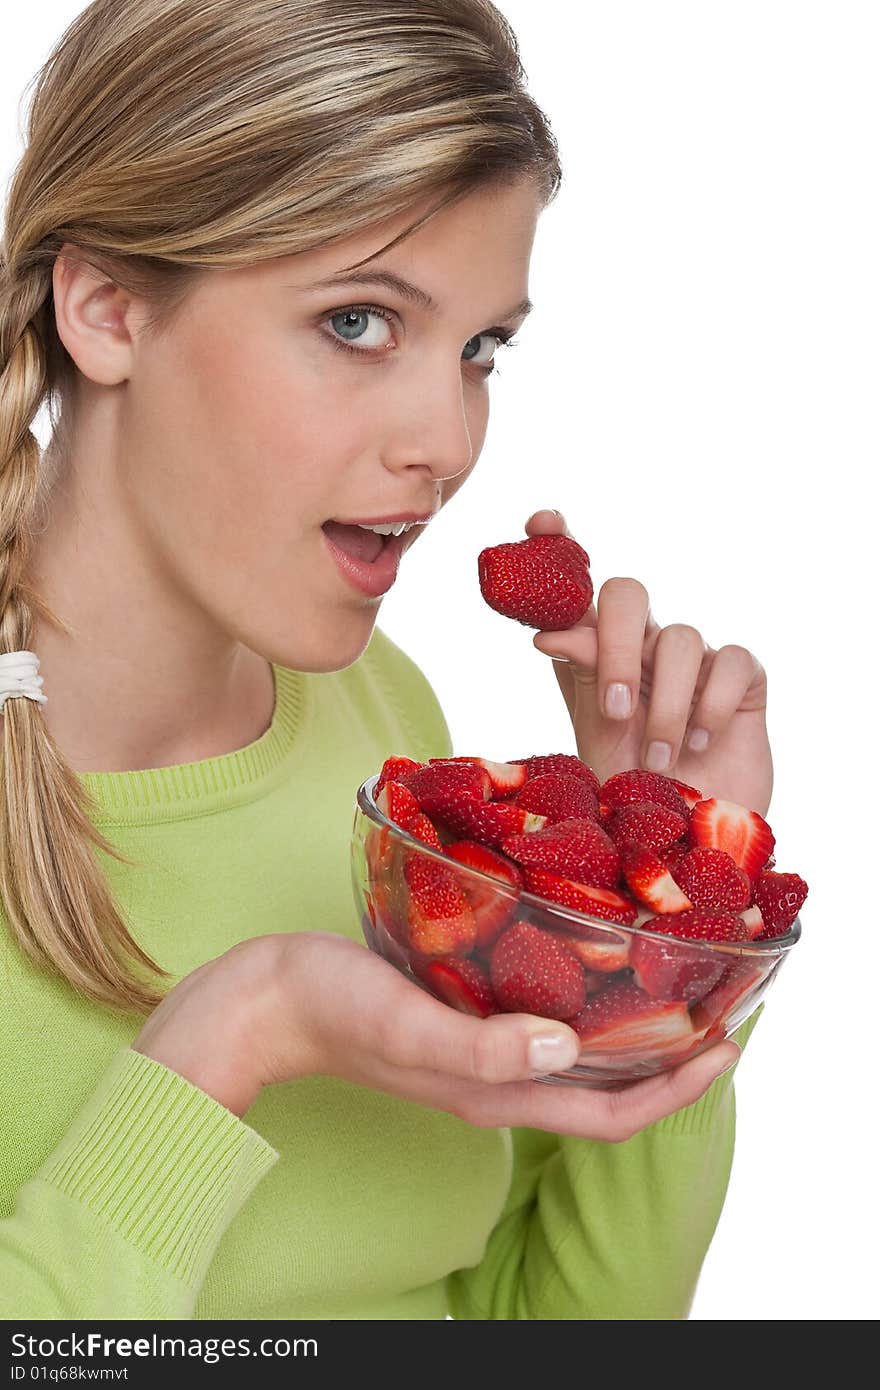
[[526, 510, 773, 817]]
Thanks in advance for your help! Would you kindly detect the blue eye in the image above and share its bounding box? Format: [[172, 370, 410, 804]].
[[323, 303, 520, 375]]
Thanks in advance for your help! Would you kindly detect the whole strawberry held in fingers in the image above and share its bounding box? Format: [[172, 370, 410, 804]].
[[478, 534, 593, 629]]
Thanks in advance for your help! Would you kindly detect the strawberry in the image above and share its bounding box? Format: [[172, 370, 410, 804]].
[[405, 811, 445, 851], [403, 761, 492, 817], [688, 797, 775, 881], [667, 776, 704, 810], [433, 791, 547, 849], [429, 756, 529, 799], [443, 840, 523, 948], [508, 755, 601, 796], [738, 904, 767, 939], [478, 535, 593, 630], [502, 816, 621, 888], [513, 773, 600, 824], [543, 934, 612, 995], [659, 840, 690, 875], [621, 845, 694, 913], [403, 852, 477, 957], [520, 866, 638, 927], [607, 800, 688, 853], [375, 755, 424, 797], [571, 980, 693, 1052], [489, 921, 586, 1020], [599, 769, 689, 819], [630, 908, 749, 1003], [411, 955, 498, 1018], [752, 870, 808, 937], [376, 779, 423, 831], [691, 957, 770, 1037], [673, 846, 752, 912]]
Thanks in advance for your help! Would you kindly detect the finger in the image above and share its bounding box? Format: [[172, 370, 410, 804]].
[[639, 624, 707, 772], [595, 578, 651, 720], [684, 645, 767, 753]]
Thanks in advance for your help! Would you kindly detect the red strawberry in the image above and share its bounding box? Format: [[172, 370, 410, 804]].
[[668, 776, 704, 810], [600, 770, 689, 819], [433, 791, 548, 849], [673, 847, 752, 912], [502, 817, 621, 889], [514, 773, 600, 824], [738, 904, 766, 939], [508, 755, 601, 796], [429, 756, 529, 799], [412, 955, 498, 1018], [444, 840, 523, 948], [691, 957, 770, 1037], [403, 853, 476, 957], [375, 755, 424, 797], [607, 801, 688, 853], [405, 811, 445, 851], [621, 845, 694, 912], [630, 908, 749, 1003], [752, 870, 808, 937], [478, 535, 593, 630], [520, 866, 638, 927], [489, 921, 586, 1020], [571, 980, 693, 1053], [688, 797, 775, 881], [376, 778, 423, 831], [543, 934, 612, 995], [659, 840, 690, 875], [403, 761, 492, 817]]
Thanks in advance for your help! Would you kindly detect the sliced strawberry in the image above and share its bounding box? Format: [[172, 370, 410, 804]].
[[489, 921, 586, 1020], [405, 811, 445, 851], [508, 754, 601, 796], [691, 957, 770, 1037], [433, 791, 548, 849], [688, 797, 775, 881], [752, 870, 808, 937], [513, 772, 600, 824], [621, 845, 694, 913], [376, 778, 423, 831], [607, 800, 688, 853], [673, 846, 752, 912], [443, 840, 523, 948], [412, 955, 499, 1018], [502, 817, 620, 888], [520, 866, 637, 927], [403, 761, 492, 817], [402, 852, 476, 957], [429, 756, 529, 799], [571, 980, 693, 1052], [630, 908, 748, 1003], [667, 776, 704, 810], [375, 755, 424, 798], [543, 935, 613, 994], [599, 770, 689, 819], [739, 904, 766, 939], [478, 534, 594, 630]]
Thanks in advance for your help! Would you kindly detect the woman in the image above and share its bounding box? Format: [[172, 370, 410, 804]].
[[0, 0, 769, 1319]]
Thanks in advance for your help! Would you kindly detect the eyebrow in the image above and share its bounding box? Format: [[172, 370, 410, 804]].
[[302, 268, 533, 324]]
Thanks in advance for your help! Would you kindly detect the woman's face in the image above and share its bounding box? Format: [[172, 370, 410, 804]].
[[51, 177, 544, 675]]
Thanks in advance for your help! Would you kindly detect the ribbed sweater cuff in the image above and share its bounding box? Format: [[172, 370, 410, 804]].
[[36, 1047, 279, 1288]]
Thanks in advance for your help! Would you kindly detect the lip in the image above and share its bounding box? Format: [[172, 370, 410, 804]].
[[329, 513, 435, 526], [322, 525, 411, 598]]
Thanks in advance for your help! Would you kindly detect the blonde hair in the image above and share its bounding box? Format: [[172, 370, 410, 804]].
[[0, 0, 562, 1016]]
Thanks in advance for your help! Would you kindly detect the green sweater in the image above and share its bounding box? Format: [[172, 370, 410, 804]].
[[0, 625, 761, 1320]]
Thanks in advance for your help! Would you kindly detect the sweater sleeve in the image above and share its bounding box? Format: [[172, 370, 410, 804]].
[[445, 1004, 763, 1320], [0, 1046, 279, 1319]]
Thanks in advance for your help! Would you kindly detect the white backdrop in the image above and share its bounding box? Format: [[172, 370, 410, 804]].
[[3, 1, 876, 1321]]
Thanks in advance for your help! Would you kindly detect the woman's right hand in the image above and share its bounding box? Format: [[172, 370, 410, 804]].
[[132, 930, 741, 1142]]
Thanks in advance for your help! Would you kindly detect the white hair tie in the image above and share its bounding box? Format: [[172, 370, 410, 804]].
[[0, 650, 48, 713]]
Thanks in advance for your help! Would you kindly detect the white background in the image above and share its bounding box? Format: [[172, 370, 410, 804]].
[[3, 2, 876, 1319]]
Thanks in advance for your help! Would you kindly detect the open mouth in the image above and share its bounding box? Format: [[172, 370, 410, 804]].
[[321, 520, 390, 564]]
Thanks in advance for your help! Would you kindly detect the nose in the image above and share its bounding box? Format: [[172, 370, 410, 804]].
[[379, 359, 476, 484]]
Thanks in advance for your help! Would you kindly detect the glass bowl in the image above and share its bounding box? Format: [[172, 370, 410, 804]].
[[350, 775, 801, 1089]]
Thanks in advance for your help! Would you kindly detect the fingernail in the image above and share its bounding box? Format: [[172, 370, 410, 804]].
[[716, 1048, 741, 1077], [528, 1032, 580, 1075], [644, 740, 672, 772], [605, 683, 631, 719], [546, 652, 573, 664], [687, 727, 709, 752], [552, 509, 566, 522]]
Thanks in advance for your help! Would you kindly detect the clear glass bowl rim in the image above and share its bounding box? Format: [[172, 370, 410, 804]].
[[355, 774, 802, 959]]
